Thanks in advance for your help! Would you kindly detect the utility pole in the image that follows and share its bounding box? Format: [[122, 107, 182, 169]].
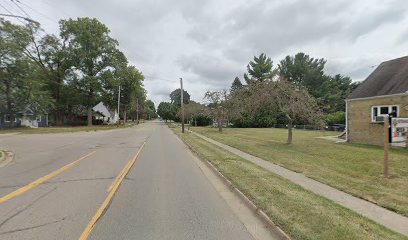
[[117, 85, 121, 126], [180, 78, 185, 133], [136, 98, 139, 124]]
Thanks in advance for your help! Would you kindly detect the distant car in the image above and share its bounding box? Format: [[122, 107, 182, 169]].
[[328, 124, 346, 132]]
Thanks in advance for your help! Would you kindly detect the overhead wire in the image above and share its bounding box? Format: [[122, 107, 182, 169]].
[[17, 0, 57, 23], [10, 0, 30, 19], [0, 1, 25, 24]]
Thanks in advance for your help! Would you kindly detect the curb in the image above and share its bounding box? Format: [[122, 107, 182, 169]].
[[185, 130, 291, 240], [0, 150, 14, 168]]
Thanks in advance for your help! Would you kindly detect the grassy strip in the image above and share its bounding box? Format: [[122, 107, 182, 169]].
[[0, 151, 3, 159], [0, 122, 139, 135], [173, 128, 407, 240], [192, 127, 408, 217]]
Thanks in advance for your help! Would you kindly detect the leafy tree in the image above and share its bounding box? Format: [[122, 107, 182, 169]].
[[144, 100, 157, 120], [204, 90, 228, 132], [179, 101, 203, 126], [0, 20, 53, 124], [230, 76, 243, 93], [170, 88, 190, 106], [320, 74, 353, 113], [157, 102, 178, 122], [249, 80, 324, 144], [244, 53, 274, 83], [60, 17, 122, 126], [278, 52, 327, 99], [115, 65, 144, 122]]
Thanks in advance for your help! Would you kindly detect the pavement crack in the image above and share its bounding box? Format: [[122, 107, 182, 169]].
[[44, 177, 115, 185], [0, 187, 57, 230], [0, 217, 67, 236]]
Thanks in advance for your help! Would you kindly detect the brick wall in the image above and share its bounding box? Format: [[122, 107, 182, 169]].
[[347, 95, 408, 146]]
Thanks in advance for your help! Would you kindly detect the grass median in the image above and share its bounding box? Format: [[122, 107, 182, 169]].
[[172, 128, 407, 240], [191, 127, 408, 217]]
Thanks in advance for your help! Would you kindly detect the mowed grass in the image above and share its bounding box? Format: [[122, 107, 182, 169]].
[[0, 122, 139, 134], [173, 128, 407, 240], [192, 127, 408, 217]]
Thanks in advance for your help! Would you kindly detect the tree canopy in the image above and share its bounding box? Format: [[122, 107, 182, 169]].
[[170, 88, 190, 106], [0, 18, 147, 127]]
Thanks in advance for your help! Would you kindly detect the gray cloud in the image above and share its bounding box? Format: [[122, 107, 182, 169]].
[[7, 0, 408, 105]]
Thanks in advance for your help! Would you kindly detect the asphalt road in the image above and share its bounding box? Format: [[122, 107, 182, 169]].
[[0, 121, 257, 240]]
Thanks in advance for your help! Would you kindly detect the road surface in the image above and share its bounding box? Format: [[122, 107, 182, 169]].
[[0, 121, 262, 239]]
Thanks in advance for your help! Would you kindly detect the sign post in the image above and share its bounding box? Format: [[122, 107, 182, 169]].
[[383, 116, 389, 178]]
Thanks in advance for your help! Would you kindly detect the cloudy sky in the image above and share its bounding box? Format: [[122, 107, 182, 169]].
[[2, 0, 408, 106]]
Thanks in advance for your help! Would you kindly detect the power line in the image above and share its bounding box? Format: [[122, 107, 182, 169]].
[[0, 1, 25, 24], [17, 0, 56, 23], [0, 13, 39, 24], [10, 0, 30, 19]]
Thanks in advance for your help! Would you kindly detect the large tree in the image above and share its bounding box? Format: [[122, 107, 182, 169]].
[[0, 20, 53, 124], [170, 88, 190, 107], [278, 52, 326, 99], [157, 102, 178, 122], [60, 17, 122, 126], [278, 52, 356, 115]]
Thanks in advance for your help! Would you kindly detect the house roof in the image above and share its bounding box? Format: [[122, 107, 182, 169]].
[[92, 102, 111, 118], [347, 56, 408, 100]]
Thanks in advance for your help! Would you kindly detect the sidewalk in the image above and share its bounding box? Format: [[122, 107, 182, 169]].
[[190, 131, 408, 236]]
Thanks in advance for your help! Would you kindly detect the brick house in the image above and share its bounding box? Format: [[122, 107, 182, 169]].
[[346, 56, 408, 146]]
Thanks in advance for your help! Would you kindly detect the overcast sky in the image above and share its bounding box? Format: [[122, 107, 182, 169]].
[[2, 0, 408, 106]]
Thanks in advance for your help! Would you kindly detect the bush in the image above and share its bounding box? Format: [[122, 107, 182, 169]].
[[325, 111, 345, 125]]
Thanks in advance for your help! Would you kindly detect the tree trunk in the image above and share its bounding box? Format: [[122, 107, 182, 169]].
[[287, 120, 293, 145], [87, 106, 93, 127], [195, 118, 197, 127], [124, 110, 127, 123], [218, 111, 222, 132]]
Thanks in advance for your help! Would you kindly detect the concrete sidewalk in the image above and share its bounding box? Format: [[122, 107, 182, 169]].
[[190, 131, 408, 236]]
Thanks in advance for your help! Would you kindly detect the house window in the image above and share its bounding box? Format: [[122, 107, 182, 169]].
[[4, 115, 16, 122], [36, 116, 41, 122], [371, 105, 399, 122]]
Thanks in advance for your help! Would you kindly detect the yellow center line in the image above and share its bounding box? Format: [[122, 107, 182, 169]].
[[79, 142, 146, 240], [106, 158, 133, 193], [0, 151, 96, 204]]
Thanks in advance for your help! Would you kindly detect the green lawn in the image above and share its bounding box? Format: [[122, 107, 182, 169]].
[[191, 127, 408, 217], [173, 128, 407, 240], [0, 122, 139, 134]]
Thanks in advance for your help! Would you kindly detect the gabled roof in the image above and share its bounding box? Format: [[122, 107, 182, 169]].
[[92, 102, 111, 118], [348, 56, 408, 100]]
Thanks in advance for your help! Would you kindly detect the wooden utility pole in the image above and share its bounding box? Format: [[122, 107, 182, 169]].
[[180, 78, 185, 133], [136, 98, 139, 124], [383, 116, 389, 178], [117, 86, 121, 127]]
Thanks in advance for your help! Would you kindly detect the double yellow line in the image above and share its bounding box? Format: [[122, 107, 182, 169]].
[[0, 151, 96, 204], [79, 142, 146, 240]]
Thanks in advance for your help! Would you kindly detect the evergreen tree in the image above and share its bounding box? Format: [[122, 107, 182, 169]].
[[230, 77, 243, 93]]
